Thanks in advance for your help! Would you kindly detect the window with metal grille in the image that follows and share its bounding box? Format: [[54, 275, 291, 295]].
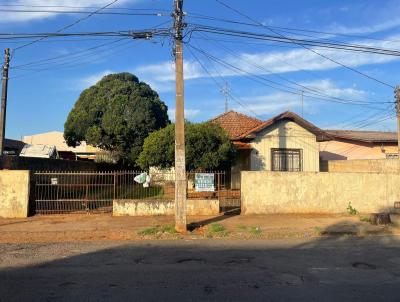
[[271, 148, 303, 172]]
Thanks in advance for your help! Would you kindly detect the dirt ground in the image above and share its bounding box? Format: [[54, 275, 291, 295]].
[[0, 213, 399, 243]]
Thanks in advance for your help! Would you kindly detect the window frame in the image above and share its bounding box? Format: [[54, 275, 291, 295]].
[[271, 148, 303, 172]]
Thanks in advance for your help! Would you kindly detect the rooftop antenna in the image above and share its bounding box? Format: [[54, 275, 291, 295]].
[[220, 82, 230, 112]]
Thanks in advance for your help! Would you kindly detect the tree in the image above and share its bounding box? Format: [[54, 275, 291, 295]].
[[137, 122, 236, 171], [64, 73, 170, 164]]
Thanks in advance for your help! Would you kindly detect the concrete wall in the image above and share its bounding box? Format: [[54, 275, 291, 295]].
[[0, 170, 30, 218], [319, 140, 398, 160], [241, 171, 400, 214], [250, 120, 320, 172], [321, 159, 400, 173], [113, 199, 219, 216]]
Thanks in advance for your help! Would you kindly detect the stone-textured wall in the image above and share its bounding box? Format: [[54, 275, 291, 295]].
[[113, 199, 219, 216], [0, 170, 30, 218], [320, 159, 400, 173], [241, 171, 400, 214]]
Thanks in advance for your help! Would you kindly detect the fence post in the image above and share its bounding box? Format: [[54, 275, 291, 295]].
[[217, 171, 220, 200], [113, 171, 116, 200]]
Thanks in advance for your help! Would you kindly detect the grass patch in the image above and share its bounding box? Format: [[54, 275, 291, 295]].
[[207, 223, 229, 237], [360, 216, 370, 223], [137, 224, 177, 236], [313, 226, 323, 235], [137, 226, 159, 236], [161, 224, 177, 234], [249, 226, 262, 236]]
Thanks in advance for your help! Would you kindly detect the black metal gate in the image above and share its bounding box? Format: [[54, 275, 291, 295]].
[[33, 171, 115, 214], [32, 170, 241, 215]]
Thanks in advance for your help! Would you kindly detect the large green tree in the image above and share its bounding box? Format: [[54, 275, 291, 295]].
[[137, 122, 236, 171], [64, 73, 170, 164]]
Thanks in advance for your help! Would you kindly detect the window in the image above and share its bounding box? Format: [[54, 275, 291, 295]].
[[271, 148, 303, 172]]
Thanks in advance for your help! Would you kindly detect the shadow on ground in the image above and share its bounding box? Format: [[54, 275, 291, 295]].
[[188, 207, 240, 231], [0, 221, 400, 302]]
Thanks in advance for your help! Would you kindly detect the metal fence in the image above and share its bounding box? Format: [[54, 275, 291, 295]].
[[33, 170, 240, 215]]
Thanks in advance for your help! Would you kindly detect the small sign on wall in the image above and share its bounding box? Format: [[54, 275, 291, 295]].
[[50, 178, 58, 185], [195, 173, 215, 192]]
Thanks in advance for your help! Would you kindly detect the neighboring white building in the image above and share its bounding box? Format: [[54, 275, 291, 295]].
[[22, 131, 100, 160], [20, 144, 58, 159]]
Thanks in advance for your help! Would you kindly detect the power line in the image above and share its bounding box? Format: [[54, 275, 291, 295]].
[[188, 24, 400, 57], [187, 43, 389, 110], [186, 43, 261, 117], [11, 21, 172, 70], [12, 0, 121, 53], [186, 12, 400, 44], [0, 3, 170, 12], [214, 0, 395, 89], [0, 8, 168, 16], [196, 31, 391, 106]]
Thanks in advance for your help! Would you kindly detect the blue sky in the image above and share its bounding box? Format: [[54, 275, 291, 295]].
[[3, 0, 400, 139]]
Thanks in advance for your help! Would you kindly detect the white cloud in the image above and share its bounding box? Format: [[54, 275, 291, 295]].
[[134, 33, 400, 88], [0, 0, 137, 23], [135, 61, 204, 82], [168, 108, 201, 121], [79, 69, 114, 88], [233, 79, 368, 115]]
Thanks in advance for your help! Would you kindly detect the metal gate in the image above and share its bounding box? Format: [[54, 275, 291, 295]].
[[33, 171, 241, 215], [33, 171, 115, 214]]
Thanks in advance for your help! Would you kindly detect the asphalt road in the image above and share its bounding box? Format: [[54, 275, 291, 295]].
[[1, 236, 400, 302]]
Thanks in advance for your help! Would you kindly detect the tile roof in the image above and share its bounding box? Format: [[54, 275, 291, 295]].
[[210, 110, 263, 139], [324, 130, 398, 143], [241, 111, 328, 141]]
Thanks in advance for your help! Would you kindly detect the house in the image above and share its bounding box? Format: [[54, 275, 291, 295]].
[[212, 110, 398, 188], [319, 130, 398, 160], [22, 131, 100, 160], [212, 111, 329, 188]]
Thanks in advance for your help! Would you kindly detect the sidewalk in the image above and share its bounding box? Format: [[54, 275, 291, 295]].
[[0, 213, 399, 243]]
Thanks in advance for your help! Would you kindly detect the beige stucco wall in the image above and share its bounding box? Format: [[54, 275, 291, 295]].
[[113, 199, 219, 216], [0, 170, 30, 218], [23, 131, 100, 153], [321, 159, 400, 173], [241, 171, 400, 214], [250, 120, 319, 172], [319, 140, 398, 160]]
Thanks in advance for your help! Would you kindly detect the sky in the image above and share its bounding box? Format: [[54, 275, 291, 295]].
[[2, 0, 400, 140]]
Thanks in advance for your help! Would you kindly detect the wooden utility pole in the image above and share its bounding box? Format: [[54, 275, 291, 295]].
[[173, 0, 187, 233], [0, 48, 10, 156], [396, 86, 400, 159]]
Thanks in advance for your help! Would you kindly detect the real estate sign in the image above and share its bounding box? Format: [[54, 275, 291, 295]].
[[195, 173, 215, 192]]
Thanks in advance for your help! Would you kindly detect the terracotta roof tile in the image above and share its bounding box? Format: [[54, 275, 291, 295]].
[[210, 110, 263, 139]]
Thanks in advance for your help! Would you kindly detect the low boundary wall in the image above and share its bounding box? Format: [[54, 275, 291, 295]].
[[113, 199, 219, 216], [241, 171, 400, 214], [0, 155, 118, 171], [0, 170, 30, 218]]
